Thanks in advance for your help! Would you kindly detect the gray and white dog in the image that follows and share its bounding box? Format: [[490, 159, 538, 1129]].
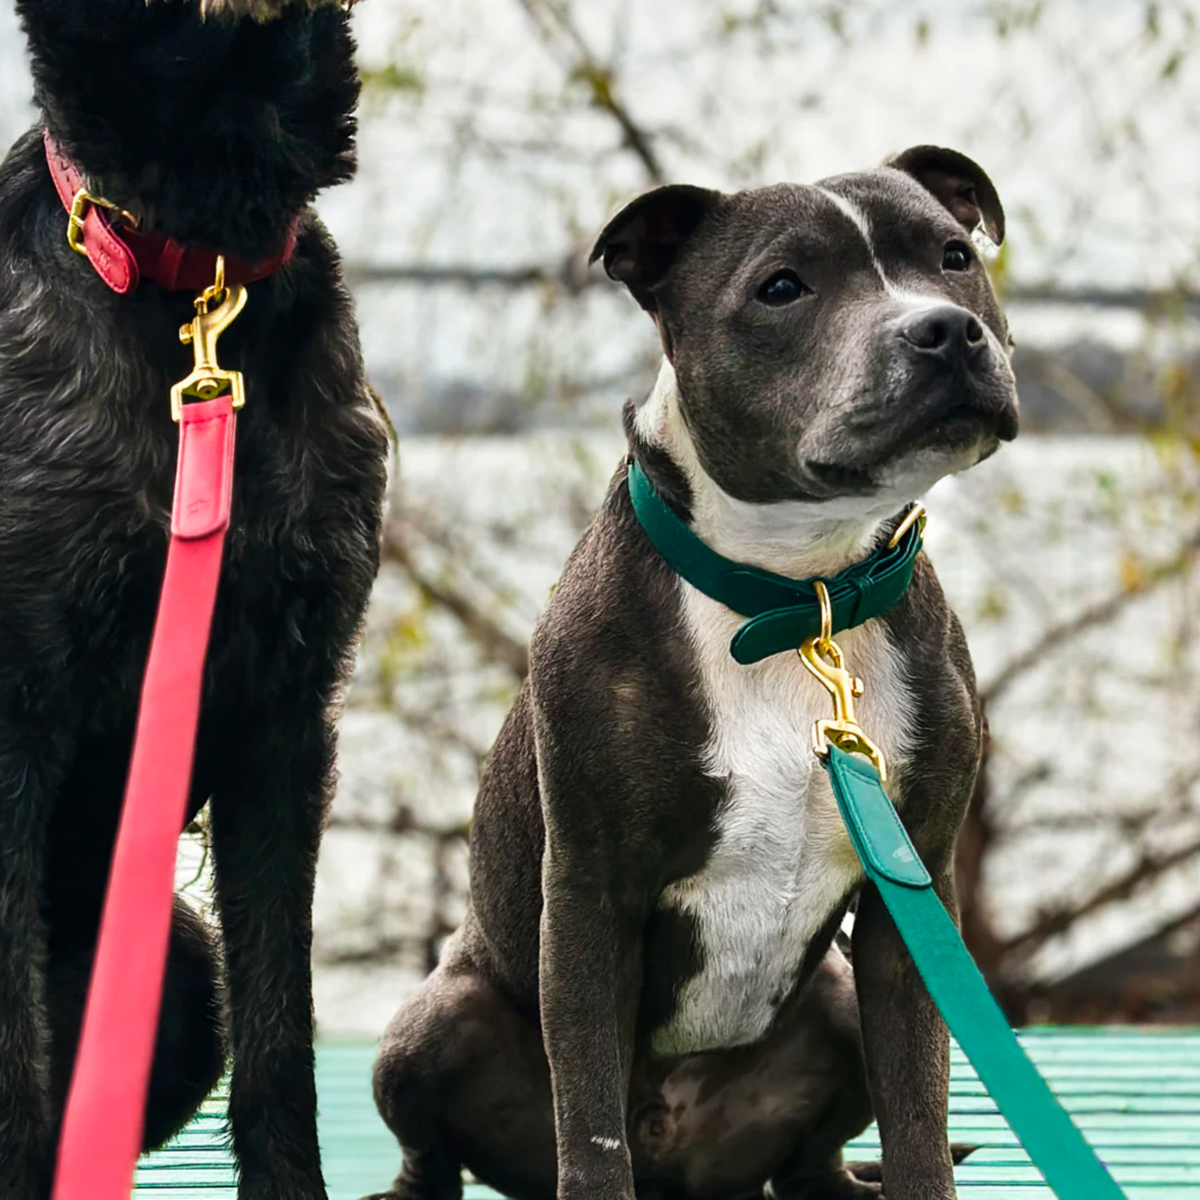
[[368, 146, 1018, 1200]]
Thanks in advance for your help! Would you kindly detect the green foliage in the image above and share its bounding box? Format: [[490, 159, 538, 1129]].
[[375, 603, 431, 702], [360, 62, 425, 97], [983, 1, 1045, 38]]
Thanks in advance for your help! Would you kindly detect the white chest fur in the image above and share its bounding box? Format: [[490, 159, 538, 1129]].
[[651, 581, 913, 1057]]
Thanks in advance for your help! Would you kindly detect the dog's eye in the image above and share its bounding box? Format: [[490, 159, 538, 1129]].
[[757, 269, 811, 306], [942, 241, 973, 272]]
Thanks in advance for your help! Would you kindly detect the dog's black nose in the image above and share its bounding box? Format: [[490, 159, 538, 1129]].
[[897, 305, 986, 362]]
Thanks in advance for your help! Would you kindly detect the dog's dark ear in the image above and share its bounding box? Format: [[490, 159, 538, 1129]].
[[589, 185, 722, 312], [886, 146, 1005, 244]]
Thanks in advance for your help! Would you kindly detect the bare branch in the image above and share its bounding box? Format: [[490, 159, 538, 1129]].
[[1035, 360, 1120, 433], [981, 524, 1200, 706], [344, 259, 1200, 322], [382, 526, 530, 680], [1005, 284, 1200, 317], [318, 937, 428, 968], [1001, 828, 1200, 964], [326, 811, 471, 839], [348, 262, 564, 288], [513, 0, 665, 184]]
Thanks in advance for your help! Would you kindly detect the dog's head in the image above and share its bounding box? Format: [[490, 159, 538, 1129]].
[[17, 0, 361, 261], [593, 147, 1018, 510]]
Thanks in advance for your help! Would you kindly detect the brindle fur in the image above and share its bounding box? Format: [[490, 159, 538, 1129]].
[[368, 150, 1016, 1200]]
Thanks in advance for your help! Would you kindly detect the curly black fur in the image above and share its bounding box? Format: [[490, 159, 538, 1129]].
[[17, 0, 360, 260], [0, 6, 388, 1199]]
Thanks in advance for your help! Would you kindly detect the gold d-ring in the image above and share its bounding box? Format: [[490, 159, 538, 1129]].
[[66, 187, 139, 255], [196, 255, 228, 313], [888, 502, 927, 549], [814, 579, 833, 645]]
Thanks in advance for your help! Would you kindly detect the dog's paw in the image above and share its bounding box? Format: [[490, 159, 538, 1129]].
[[357, 1189, 444, 1200], [769, 1170, 882, 1200], [355, 1175, 461, 1200]]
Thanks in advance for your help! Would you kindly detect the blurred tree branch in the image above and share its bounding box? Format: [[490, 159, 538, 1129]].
[[382, 525, 531, 679], [514, 0, 666, 184], [345, 258, 1200, 322], [982, 523, 1200, 706], [1002, 829, 1200, 968]]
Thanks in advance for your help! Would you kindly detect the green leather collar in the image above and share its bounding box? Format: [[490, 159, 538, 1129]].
[[627, 460, 924, 665]]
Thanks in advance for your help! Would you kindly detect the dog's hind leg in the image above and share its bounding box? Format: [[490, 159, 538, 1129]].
[[140, 896, 227, 1147], [764, 1086, 880, 1200], [45, 895, 226, 1153], [762, 951, 877, 1200], [368, 959, 557, 1200]]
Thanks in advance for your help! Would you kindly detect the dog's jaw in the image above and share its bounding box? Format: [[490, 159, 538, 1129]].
[[635, 360, 896, 580]]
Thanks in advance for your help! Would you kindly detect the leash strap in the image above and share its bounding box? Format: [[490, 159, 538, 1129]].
[[627, 461, 923, 664], [823, 745, 1126, 1200], [52, 397, 236, 1200]]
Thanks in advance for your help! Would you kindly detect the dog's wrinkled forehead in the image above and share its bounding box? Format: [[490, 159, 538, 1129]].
[[665, 170, 992, 315], [591, 145, 1006, 334], [814, 168, 998, 292], [672, 182, 875, 291]]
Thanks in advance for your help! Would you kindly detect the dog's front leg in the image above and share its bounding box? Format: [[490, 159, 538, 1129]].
[[539, 860, 642, 1200], [210, 710, 332, 1200], [853, 870, 957, 1200], [535, 707, 643, 1200]]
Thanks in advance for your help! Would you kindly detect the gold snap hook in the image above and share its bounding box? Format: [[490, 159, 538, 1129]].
[[170, 262, 248, 421], [798, 619, 888, 780]]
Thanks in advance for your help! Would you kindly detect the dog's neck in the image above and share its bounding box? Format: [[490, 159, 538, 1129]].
[[632, 360, 893, 580]]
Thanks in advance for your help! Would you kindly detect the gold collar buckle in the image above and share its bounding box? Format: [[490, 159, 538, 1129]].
[[66, 187, 139, 255]]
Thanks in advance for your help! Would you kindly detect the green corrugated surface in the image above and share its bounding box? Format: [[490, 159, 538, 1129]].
[[134, 1029, 1200, 1198]]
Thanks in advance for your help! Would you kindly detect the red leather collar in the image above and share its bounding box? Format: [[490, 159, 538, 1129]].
[[44, 131, 298, 295]]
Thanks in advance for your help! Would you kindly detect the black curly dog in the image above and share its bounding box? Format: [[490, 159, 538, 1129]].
[[1, 3, 388, 1197]]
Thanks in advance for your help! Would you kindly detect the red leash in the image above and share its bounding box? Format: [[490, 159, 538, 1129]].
[[53, 392, 237, 1200], [41, 133, 294, 1199]]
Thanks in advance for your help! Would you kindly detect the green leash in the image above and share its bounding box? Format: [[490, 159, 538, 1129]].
[[626, 461, 1127, 1199], [825, 746, 1125, 1199]]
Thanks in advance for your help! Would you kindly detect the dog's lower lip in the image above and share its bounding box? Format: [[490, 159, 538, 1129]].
[[915, 403, 1016, 445], [923, 404, 983, 432], [805, 460, 874, 492]]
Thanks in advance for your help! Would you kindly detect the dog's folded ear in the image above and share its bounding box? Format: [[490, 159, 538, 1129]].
[[885, 146, 1005, 244], [589, 184, 722, 313]]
